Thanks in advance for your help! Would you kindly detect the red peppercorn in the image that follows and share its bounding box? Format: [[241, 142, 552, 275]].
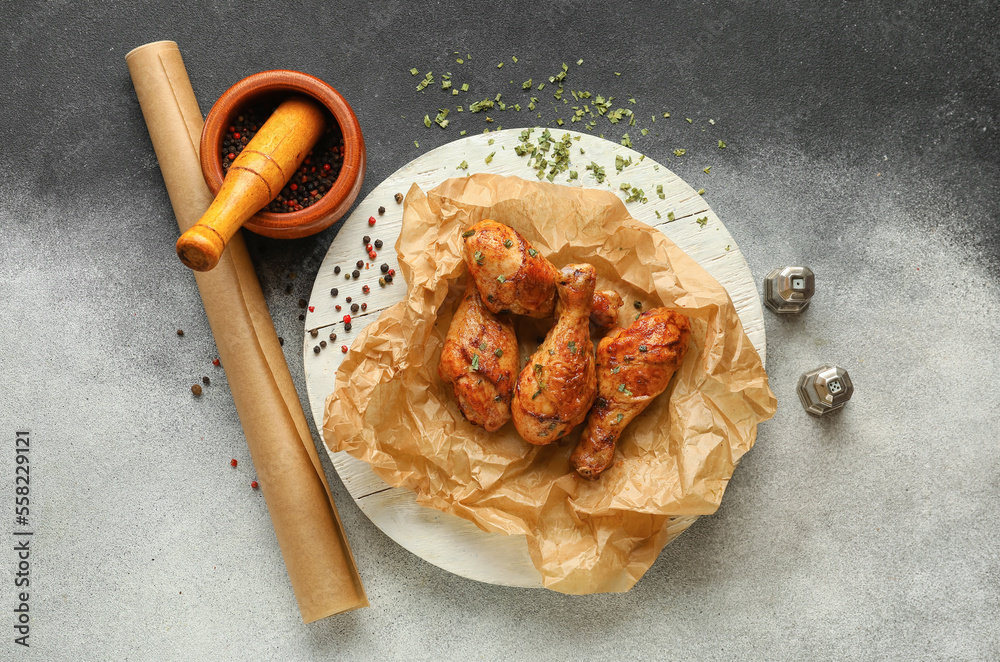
[[343, 314, 351, 324], [368, 216, 376, 226], [323, 163, 331, 171], [230, 458, 238, 467], [227, 152, 235, 160], [336, 304, 342, 311], [251, 480, 259, 489], [388, 269, 396, 277], [366, 243, 373, 252], [362, 285, 370, 294], [233, 132, 241, 139], [212, 358, 221, 366], [308, 306, 315, 312], [290, 183, 298, 191], [341, 345, 348, 353], [369, 251, 377, 260]]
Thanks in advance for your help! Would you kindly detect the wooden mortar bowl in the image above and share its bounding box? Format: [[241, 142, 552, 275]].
[[200, 70, 366, 239]]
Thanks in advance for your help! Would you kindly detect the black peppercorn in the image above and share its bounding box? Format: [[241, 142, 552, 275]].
[[378, 206, 385, 215], [202, 376, 210, 385], [344, 322, 352, 332], [330, 288, 338, 297], [320, 341, 327, 349], [298, 298, 307, 309], [351, 303, 359, 313], [362, 235, 370, 245], [310, 329, 318, 338], [329, 332, 337, 342], [352, 269, 360, 279], [374, 239, 383, 249], [298, 313, 305, 321], [176, 329, 184, 336], [394, 192, 403, 203], [380, 263, 389, 273], [356, 260, 364, 269], [313, 345, 321, 354], [334, 266, 341, 275], [345, 297, 352, 303], [385, 274, 393, 283]]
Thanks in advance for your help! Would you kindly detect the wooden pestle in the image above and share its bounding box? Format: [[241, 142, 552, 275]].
[[176, 96, 326, 271]]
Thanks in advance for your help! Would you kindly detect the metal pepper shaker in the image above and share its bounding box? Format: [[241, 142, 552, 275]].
[[797, 365, 853, 416], [764, 266, 815, 314]]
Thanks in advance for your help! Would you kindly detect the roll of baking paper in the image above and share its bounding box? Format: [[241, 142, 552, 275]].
[[126, 40, 367, 622]]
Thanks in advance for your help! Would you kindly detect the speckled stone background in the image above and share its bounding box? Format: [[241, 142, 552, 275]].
[[1, 1, 998, 660]]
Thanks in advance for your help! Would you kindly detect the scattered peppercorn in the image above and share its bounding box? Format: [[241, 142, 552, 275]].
[[313, 345, 321, 354], [278, 337, 284, 346], [251, 480, 259, 489], [212, 359, 221, 366], [361, 303, 367, 311], [334, 266, 341, 275], [222, 104, 344, 213], [395, 192, 403, 203], [298, 313, 305, 320], [341, 345, 348, 353], [368, 250, 377, 260], [379, 277, 386, 286], [385, 274, 393, 283], [345, 273, 350, 280], [368, 216, 376, 226], [320, 340, 327, 348], [344, 322, 352, 332], [356, 260, 364, 269], [374, 239, 383, 250], [352, 269, 360, 278], [351, 303, 359, 313], [336, 305, 342, 311], [362, 285, 370, 294], [202, 376, 210, 385], [381, 263, 389, 273], [298, 298, 307, 308], [633, 301, 642, 309], [331, 288, 339, 297], [308, 305, 315, 312], [176, 329, 184, 336], [310, 329, 318, 338], [378, 206, 386, 215], [191, 384, 203, 396], [388, 269, 396, 277], [329, 332, 337, 341], [343, 314, 352, 324], [231, 458, 238, 467], [363, 235, 371, 244]]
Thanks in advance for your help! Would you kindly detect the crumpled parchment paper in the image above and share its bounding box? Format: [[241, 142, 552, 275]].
[[324, 173, 776, 593]]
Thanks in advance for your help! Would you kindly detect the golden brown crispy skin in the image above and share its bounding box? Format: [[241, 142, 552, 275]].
[[463, 220, 559, 318], [462, 220, 622, 327], [571, 308, 691, 479], [438, 282, 521, 431], [511, 264, 598, 444]]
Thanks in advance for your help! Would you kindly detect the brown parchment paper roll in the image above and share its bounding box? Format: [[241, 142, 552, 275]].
[[324, 173, 776, 594], [127, 41, 367, 621]]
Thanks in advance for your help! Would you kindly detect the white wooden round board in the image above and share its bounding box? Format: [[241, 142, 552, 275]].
[[304, 128, 766, 589]]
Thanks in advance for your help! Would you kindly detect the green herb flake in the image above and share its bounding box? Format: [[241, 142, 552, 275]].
[[497, 62, 504, 69], [512, 55, 518, 63], [718, 140, 727, 149], [494, 349, 503, 358], [655, 210, 662, 219], [414, 140, 419, 147], [532, 389, 542, 400], [496, 275, 506, 283], [612, 366, 621, 374], [621, 133, 632, 148], [460, 130, 467, 136], [527, 248, 538, 257], [568, 340, 577, 354], [639, 345, 648, 352], [709, 119, 716, 125], [617, 383, 632, 396], [673, 148, 686, 157], [479, 341, 487, 352], [423, 115, 431, 128], [640, 128, 649, 136], [667, 211, 676, 222], [485, 151, 496, 164], [442, 79, 452, 90], [569, 170, 578, 180], [685, 117, 693, 123], [457, 160, 469, 170], [534, 363, 543, 374], [698, 188, 706, 196], [462, 229, 476, 237], [663, 112, 670, 118], [456, 58, 464, 64], [503, 238, 513, 248], [697, 216, 708, 227], [461, 83, 470, 92], [576, 58, 583, 65], [470, 353, 480, 371], [410, 68, 419, 76], [474, 250, 485, 265], [703, 166, 712, 174], [548, 349, 555, 356], [615, 413, 624, 424]]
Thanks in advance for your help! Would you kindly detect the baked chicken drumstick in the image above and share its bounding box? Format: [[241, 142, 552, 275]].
[[511, 264, 598, 444], [462, 220, 622, 328], [571, 308, 691, 479], [438, 282, 521, 431]]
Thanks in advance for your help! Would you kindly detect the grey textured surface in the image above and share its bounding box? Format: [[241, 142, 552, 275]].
[[1, 1, 999, 660]]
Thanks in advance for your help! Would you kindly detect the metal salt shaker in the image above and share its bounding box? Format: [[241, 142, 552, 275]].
[[764, 266, 815, 314], [797, 365, 854, 416]]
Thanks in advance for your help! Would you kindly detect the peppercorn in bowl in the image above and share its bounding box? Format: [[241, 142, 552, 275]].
[[200, 69, 366, 239]]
